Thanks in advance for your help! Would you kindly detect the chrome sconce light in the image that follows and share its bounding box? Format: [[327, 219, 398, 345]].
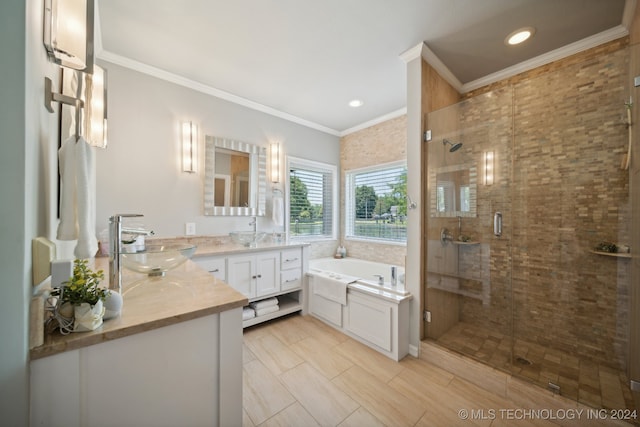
[[182, 121, 198, 173], [44, 0, 95, 72], [44, 64, 108, 147], [484, 151, 494, 185], [270, 142, 281, 183]]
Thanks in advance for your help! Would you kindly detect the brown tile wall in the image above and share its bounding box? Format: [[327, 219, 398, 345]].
[[339, 115, 408, 266], [427, 39, 631, 370]]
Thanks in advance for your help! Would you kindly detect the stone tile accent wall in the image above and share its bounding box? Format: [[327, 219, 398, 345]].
[[427, 39, 631, 371], [340, 115, 407, 266]]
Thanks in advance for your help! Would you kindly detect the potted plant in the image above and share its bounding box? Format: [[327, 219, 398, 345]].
[[52, 259, 108, 333]]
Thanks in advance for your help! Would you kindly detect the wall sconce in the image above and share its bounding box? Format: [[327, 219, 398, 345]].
[[182, 121, 198, 173], [44, 0, 95, 72], [484, 151, 494, 185], [270, 142, 281, 183], [45, 64, 107, 148]]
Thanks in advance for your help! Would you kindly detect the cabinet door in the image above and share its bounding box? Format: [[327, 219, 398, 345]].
[[255, 252, 280, 297], [227, 255, 256, 298], [194, 256, 226, 281], [281, 248, 302, 270]]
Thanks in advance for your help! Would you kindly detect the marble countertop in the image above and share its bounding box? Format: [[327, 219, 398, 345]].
[[30, 257, 248, 360], [145, 235, 310, 258]]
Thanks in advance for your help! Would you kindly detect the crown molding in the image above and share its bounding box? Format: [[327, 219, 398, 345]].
[[399, 42, 425, 63], [420, 43, 463, 92], [462, 25, 629, 93], [340, 107, 407, 137], [96, 50, 341, 136]]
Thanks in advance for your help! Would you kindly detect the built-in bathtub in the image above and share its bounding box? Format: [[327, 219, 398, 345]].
[[307, 257, 412, 360], [309, 257, 409, 298]]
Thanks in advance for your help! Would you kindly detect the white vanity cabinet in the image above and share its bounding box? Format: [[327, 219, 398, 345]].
[[30, 309, 243, 427], [194, 245, 309, 328], [227, 252, 280, 299]]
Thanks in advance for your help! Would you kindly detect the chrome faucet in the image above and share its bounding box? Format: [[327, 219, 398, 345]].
[[109, 214, 154, 294], [391, 266, 397, 287], [373, 274, 384, 285], [249, 216, 257, 233]]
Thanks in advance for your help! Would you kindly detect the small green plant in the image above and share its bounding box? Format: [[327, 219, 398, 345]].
[[595, 242, 618, 253], [56, 259, 107, 306]]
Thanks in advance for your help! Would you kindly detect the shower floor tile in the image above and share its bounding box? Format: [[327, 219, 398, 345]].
[[435, 321, 637, 416]]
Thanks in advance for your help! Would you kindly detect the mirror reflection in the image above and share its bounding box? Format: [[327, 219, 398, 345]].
[[430, 164, 476, 217], [204, 136, 266, 216]]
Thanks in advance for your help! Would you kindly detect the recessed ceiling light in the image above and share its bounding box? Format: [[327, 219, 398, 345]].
[[505, 27, 535, 46], [348, 99, 364, 108]]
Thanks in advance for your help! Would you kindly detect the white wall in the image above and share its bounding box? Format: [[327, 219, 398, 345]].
[[0, 0, 61, 424], [95, 61, 340, 238]]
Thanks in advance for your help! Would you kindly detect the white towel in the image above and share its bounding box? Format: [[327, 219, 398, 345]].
[[74, 138, 98, 259], [56, 136, 98, 259], [312, 273, 358, 305], [255, 305, 279, 317], [243, 307, 256, 320], [250, 297, 279, 311], [57, 136, 78, 240], [272, 192, 284, 227]]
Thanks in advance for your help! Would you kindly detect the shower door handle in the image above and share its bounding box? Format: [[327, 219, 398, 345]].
[[494, 212, 502, 237]]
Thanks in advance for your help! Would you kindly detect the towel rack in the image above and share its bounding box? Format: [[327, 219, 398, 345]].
[[44, 76, 83, 142]]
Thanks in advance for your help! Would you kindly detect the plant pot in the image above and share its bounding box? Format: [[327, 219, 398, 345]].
[[73, 300, 105, 332]]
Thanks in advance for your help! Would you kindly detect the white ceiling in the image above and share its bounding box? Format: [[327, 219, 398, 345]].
[[97, 0, 631, 136]]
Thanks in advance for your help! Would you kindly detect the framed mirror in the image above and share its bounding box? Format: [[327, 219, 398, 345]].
[[429, 163, 477, 217], [204, 136, 266, 216]]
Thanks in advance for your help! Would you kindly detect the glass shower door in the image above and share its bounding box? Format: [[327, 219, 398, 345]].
[[424, 88, 514, 373]]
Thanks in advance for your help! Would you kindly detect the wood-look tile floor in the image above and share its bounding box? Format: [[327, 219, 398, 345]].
[[436, 321, 637, 417], [242, 314, 635, 426]]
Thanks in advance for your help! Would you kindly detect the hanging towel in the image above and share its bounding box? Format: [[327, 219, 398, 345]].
[[272, 190, 284, 227], [74, 137, 98, 259], [56, 135, 98, 259], [57, 136, 78, 240], [255, 304, 279, 317], [250, 297, 279, 311]]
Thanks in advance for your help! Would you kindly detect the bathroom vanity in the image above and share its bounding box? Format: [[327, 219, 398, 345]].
[[193, 241, 309, 328], [30, 258, 247, 427]]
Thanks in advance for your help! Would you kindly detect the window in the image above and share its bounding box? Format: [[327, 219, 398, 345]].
[[345, 162, 407, 243], [287, 157, 337, 240]]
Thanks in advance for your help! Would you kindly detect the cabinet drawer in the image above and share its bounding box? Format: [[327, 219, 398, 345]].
[[281, 268, 302, 291], [281, 249, 301, 270], [195, 257, 226, 281]]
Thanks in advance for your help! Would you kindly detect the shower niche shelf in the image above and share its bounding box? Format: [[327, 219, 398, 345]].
[[453, 241, 480, 245], [590, 250, 631, 259]]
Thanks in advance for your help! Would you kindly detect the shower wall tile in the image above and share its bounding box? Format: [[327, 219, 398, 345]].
[[436, 39, 631, 372]]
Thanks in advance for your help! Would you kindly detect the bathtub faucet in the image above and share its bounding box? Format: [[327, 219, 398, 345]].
[[391, 266, 397, 287], [373, 274, 384, 285]]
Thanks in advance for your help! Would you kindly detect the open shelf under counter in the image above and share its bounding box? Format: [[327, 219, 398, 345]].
[[590, 250, 632, 259], [243, 293, 302, 328]]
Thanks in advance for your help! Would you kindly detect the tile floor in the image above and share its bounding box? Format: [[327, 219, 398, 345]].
[[436, 322, 637, 415], [242, 314, 636, 426]]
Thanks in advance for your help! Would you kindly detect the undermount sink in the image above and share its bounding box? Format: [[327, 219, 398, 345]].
[[230, 231, 267, 247], [121, 244, 197, 276]]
